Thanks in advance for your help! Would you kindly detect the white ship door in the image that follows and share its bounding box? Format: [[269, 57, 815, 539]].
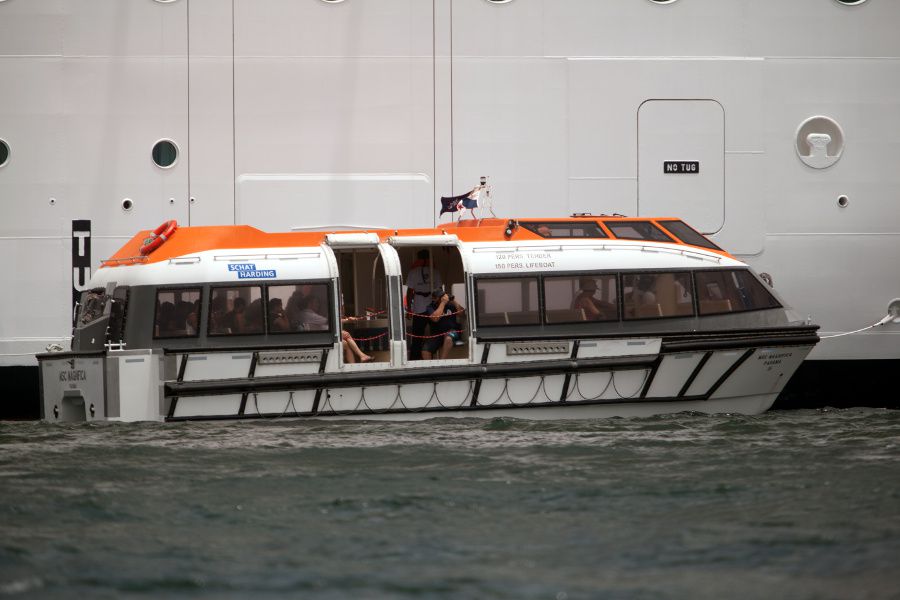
[[638, 100, 725, 234]]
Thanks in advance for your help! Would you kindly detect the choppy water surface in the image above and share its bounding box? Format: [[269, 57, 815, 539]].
[[1, 408, 899, 599]]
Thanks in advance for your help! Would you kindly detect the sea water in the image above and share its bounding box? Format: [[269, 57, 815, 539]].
[[1, 408, 898, 599]]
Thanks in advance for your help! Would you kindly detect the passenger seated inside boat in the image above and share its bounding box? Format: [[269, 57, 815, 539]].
[[422, 289, 464, 360], [209, 294, 229, 334], [227, 297, 249, 333], [268, 298, 290, 332], [297, 295, 329, 331], [339, 311, 373, 364], [573, 277, 615, 321]]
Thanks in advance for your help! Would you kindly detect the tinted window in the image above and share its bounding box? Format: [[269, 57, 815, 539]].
[[269, 283, 331, 333], [154, 288, 201, 338], [521, 221, 608, 239], [605, 221, 674, 242], [208, 286, 264, 336], [475, 277, 539, 326], [544, 274, 617, 323], [78, 289, 107, 327], [622, 272, 693, 320], [695, 270, 781, 315], [658, 220, 722, 251]]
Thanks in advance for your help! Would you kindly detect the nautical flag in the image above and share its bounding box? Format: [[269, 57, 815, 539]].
[[439, 191, 470, 215], [440, 187, 482, 215]]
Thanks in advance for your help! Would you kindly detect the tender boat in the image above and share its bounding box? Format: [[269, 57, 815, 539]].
[[38, 215, 819, 422]]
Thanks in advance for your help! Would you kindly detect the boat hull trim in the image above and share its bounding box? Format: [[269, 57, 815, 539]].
[[39, 328, 816, 422]]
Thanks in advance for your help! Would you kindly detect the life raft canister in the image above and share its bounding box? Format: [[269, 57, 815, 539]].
[[140, 220, 178, 255]]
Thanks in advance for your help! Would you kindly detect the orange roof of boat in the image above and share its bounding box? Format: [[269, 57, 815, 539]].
[[102, 216, 732, 267]]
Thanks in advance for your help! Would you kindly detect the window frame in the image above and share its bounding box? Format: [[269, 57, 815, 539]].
[[694, 268, 782, 317], [473, 274, 542, 329], [542, 271, 620, 324], [207, 282, 267, 338], [604, 220, 676, 243], [265, 280, 335, 336], [519, 221, 609, 240], [620, 270, 697, 322], [656, 219, 722, 251], [153, 286, 203, 340]]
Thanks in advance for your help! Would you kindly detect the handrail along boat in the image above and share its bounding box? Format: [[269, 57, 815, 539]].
[[38, 215, 819, 422]]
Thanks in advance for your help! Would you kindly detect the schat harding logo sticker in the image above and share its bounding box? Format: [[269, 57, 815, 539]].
[[228, 263, 276, 279]]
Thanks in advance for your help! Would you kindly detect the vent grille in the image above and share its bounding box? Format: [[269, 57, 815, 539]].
[[506, 342, 570, 356], [258, 350, 322, 365]]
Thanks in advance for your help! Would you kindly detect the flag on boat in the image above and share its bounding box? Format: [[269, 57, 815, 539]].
[[439, 186, 481, 215]]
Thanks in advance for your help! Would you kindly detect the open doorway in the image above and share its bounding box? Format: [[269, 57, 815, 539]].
[[396, 244, 468, 361], [332, 248, 391, 364]]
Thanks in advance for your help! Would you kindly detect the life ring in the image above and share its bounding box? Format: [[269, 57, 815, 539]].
[[140, 220, 178, 255]]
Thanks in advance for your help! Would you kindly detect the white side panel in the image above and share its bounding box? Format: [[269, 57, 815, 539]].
[[685, 350, 744, 397], [711, 347, 812, 400], [116, 353, 163, 422], [183, 353, 253, 382], [253, 362, 321, 378], [173, 394, 242, 418], [236, 173, 434, 232], [638, 100, 725, 234], [645, 352, 705, 398]]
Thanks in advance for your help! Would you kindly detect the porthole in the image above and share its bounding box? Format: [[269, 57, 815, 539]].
[[0, 139, 8, 168], [795, 116, 844, 169], [485, 0, 515, 4], [153, 0, 181, 4], [152, 139, 179, 169], [319, 0, 347, 3], [834, 0, 868, 5], [648, 0, 679, 4]]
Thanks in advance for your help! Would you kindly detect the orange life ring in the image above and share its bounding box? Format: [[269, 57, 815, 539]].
[[140, 220, 178, 255]]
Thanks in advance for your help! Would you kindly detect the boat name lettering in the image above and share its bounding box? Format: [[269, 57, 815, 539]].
[[228, 263, 277, 279], [757, 351, 792, 368], [59, 369, 87, 382]]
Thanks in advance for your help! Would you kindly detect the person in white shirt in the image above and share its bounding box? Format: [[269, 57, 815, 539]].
[[405, 250, 442, 360]]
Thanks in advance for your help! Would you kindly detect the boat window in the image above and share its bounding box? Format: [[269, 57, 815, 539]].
[[622, 272, 694, 320], [475, 277, 540, 327], [695, 270, 781, 315], [107, 286, 130, 343], [269, 283, 332, 334], [208, 286, 264, 336], [0, 139, 9, 168], [520, 221, 608, 239], [657, 220, 722, 251], [605, 221, 675, 243], [544, 274, 618, 323], [154, 288, 201, 338], [77, 289, 107, 327]]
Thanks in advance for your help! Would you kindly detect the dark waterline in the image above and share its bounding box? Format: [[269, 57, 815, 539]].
[[1, 408, 899, 599]]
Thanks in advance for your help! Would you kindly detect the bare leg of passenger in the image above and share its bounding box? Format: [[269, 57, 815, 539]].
[[422, 350, 433, 360], [438, 335, 453, 359], [342, 330, 372, 363]]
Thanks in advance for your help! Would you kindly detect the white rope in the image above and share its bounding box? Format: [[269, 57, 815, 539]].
[[820, 315, 895, 339]]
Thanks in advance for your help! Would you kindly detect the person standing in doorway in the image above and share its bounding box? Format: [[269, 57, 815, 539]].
[[405, 249, 442, 360]]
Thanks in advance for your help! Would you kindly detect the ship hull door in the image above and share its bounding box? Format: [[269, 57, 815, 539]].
[[638, 99, 725, 235]]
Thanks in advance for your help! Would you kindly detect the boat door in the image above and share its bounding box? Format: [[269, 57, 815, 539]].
[[324, 233, 403, 367], [388, 235, 469, 364], [638, 99, 725, 234]]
